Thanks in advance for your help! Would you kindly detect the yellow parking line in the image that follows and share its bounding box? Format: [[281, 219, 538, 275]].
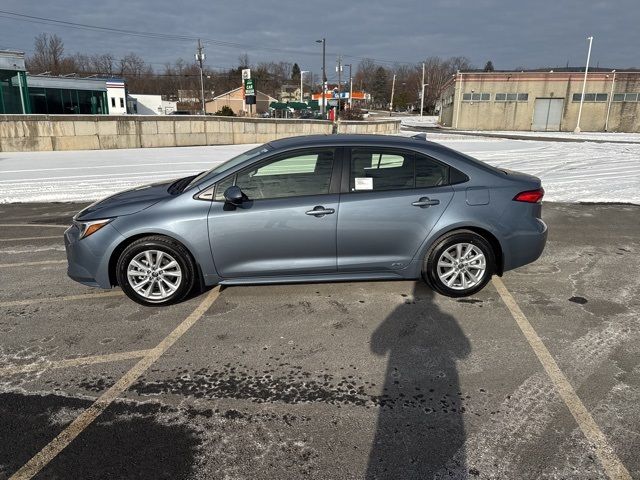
[[0, 260, 67, 268], [492, 277, 631, 480], [0, 224, 67, 229], [0, 349, 152, 376], [0, 291, 124, 308], [9, 287, 220, 480], [0, 236, 61, 242]]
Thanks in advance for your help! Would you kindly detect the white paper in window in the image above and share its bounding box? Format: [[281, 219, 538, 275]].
[[354, 177, 373, 190]]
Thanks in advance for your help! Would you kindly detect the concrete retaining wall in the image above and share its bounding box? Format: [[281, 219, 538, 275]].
[[0, 115, 401, 152]]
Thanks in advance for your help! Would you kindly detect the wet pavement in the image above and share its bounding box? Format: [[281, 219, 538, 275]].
[[0, 202, 638, 479]]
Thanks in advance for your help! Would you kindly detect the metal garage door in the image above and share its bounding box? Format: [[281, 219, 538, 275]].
[[532, 98, 563, 131]]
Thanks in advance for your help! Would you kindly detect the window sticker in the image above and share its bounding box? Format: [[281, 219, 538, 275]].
[[354, 177, 373, 190]]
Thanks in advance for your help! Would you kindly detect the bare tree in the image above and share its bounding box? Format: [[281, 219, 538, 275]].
[[29, 33, 66, 74]]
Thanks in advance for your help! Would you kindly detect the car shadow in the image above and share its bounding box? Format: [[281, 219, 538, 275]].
[[367, 282, 471, 479]]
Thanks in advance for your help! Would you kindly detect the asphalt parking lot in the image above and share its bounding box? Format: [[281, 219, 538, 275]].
[[0, 202, 638, 480]]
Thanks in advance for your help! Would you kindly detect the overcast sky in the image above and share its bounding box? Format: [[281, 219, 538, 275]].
[[1, 0, 638, 78]]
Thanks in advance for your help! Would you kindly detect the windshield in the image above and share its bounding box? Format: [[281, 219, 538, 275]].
[[186, 144, 272, 189]]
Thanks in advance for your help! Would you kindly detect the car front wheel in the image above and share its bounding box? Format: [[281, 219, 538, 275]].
[[423, 230, 495, 297], [116, 236, 196, 306]]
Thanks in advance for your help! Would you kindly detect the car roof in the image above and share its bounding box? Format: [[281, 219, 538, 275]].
[[268, 134, 439, 150]]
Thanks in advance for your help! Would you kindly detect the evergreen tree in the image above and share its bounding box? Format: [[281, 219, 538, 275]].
[[291, 63, 301, 82], [484, 60, 495, 72], [371, 66, 390, 107]]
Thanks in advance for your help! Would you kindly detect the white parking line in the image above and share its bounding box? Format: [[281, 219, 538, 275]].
[[492, 277, 631, 480], [9, 287, 220, 480], [0, 349, 152, 376], [0, 224, 68, 229], [0, 260, 66, 269], [0, 291, 124, 308], [0, 236, 61, 242]]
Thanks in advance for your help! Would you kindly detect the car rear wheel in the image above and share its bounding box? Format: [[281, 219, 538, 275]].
[[422, 230, 495, 297], [116, 236, 196, 306]]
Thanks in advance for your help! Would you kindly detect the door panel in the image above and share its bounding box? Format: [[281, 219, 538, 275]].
[[337, 187, 453, 272], [209, 195, 339, 277], [533, 98, 563, 131]]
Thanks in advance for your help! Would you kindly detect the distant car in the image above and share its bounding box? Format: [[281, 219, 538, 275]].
[[65, 134, 547, 306], [169, 110, 191, 115]]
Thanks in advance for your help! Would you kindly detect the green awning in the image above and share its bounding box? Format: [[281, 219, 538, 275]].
[[288, 102, 308, 111], [269, 102, 288, 110]]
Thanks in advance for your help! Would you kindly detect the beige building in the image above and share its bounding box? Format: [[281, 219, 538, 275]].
[[439, 71, 640, 132], [205, 87, 277, 115]]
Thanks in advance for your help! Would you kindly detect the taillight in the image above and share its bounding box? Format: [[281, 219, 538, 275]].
[[513, 188, 544, 203]]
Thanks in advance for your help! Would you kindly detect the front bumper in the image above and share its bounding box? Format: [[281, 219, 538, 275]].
[[64, 222, 124, 288]]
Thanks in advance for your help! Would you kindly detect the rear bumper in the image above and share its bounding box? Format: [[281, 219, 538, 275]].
[[64, 223, 124, 288], [502, 218, 548, 272]]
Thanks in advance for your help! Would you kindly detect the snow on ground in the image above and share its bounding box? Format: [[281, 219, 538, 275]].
[[397, 115, 440, 128], [457, 130, 640, 143], [0, 144, 257, 203], [0, 136, 639, 204]]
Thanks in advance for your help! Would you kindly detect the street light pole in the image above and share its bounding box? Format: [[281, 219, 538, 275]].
[[605, 69, 616, 131], [300, 70, 308, 103], [316, 38, 326, 118], [575, 35, 593, 133], [420, 62, 425, 117], [336, 56, 342, 120], [195, 39, 206, 114]]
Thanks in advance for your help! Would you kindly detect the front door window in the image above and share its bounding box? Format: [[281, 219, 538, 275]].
[[215, 149, 335, 200]]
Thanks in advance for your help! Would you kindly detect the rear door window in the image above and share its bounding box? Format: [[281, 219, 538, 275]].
[[415, 154, 450, 187], [350, 149, 414, 192]]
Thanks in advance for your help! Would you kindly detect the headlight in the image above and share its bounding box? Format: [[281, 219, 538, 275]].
[[74, 218, 113, 239]]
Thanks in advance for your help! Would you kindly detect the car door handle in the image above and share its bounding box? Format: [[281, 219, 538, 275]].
[[305, 206, 335, 217], [412, 197, 440, 207]]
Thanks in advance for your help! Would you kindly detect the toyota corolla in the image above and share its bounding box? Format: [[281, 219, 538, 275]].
[[65, 134, 547, 306]]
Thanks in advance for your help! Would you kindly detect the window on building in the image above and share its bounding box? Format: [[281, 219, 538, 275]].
[[625, 93, 638, 102], [462, 92, 490, 102], [120, 97, 125, 108], [111, 97, 116, 107], [572, 93, 607, 102], [613, 93, 625, 102], [495, 93, 528, 102]]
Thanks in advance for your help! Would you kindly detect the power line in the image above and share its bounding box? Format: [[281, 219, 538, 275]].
[[0, 9, 422, 68]]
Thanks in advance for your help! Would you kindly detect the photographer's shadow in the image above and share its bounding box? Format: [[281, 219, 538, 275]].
[[367, 282, 471, 479]]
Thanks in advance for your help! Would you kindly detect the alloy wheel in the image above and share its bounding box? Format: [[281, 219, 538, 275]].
[[126, 249, 182, 302], [436, 242, 486, 291]]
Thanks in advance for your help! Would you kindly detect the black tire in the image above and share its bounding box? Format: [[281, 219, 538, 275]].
[[116, 235, 196, 306], [422, 230, 495, 298]]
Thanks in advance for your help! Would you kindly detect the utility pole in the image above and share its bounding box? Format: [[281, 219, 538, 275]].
[[300, 70, 308, 103], [345, 64, 353, 107], [336, 55, 342, 120], [420, 62, 425, 117], [195, 39, 206, 114], [575, 35, 593, 133], [316, 38, 326, 118], [389, 74, 396, 114]]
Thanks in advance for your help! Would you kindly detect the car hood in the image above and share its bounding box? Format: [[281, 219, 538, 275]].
[[75, 180, 175, 221]]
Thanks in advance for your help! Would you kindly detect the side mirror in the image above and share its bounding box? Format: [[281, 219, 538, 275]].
[[223, 185, 245, 205]]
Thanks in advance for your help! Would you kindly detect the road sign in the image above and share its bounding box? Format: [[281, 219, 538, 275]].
[[242, 69, 251, 80], [244, 78, 255, 96]]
